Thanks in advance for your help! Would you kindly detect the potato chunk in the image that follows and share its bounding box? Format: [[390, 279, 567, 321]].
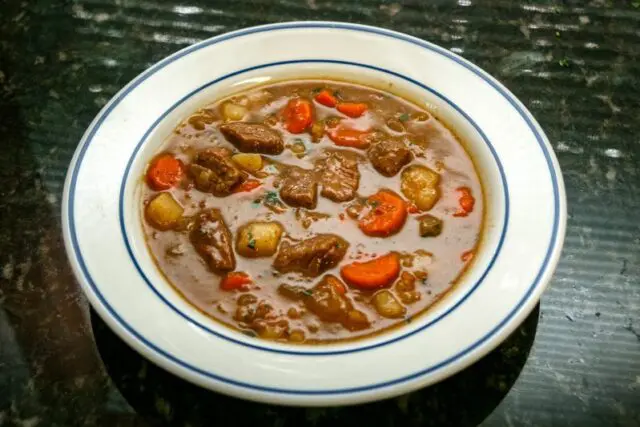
[[232, 153, 263, 172], [221, 102, 247, 121], [236, 221, 284, 257], [145, 192, 184, 230], [401, 165, 441, 211], [372, 290, 406, 318]]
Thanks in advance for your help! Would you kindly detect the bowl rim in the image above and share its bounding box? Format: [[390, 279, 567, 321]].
[[62, 21, 567, 403]]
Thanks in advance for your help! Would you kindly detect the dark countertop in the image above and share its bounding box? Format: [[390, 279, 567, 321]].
[[1, 0, 639, 426]]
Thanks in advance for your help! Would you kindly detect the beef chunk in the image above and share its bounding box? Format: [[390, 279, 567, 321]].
[[279, 166, 318, 209], [219, 122, 284, 154], [273, 234, 348, 277], [317, 150, 360, 202], [278, 276, 370, 330], [368, 139, 412, 177], [190, 209, 236, 273], [189, 147, 245, 196]]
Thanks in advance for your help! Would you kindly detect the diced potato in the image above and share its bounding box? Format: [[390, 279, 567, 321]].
[[401, 165, 441, 211], [232, 153, 263, 172], [288, 329, 306, 342], [236, 221, 284, 258], [145, 192, 184, 230], [246, 90, 272, 106], [221, 102, 247, 121], [418, 214, 443, 237], [372, 290, 406, 319]]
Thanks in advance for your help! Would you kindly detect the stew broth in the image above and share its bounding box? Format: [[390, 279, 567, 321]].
[[141, 80, 483, 343]]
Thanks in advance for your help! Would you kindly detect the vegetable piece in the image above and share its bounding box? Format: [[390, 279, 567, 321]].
[[146, 154, 183, 190], [282, 98, 313, 134], [337, 102, 367, 118], [328, 127, 371, 149], [145, 192, 184, 230], [221, 102, 248, 121], [288, 329, 306, 342], [418, 214, 443, 237], [220, 272, 252, 291], [461, 249, 475, 262], [232, 153, 263, 172], [340, 253, 401, 289], [407, 203, 419, 214], [315, 90, 337, 107], [290, 140, 306, 155], [400, 165, 441, 211], [358, 190, 407, 237], [310, 120, 325, 142], [453, 186, 476, 217], [232, 179, 262, 193], [372, 290, 406, 318], [236, 221, 284, 258]]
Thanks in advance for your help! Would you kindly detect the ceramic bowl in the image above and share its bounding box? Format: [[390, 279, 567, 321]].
[[62, 22, 566, 406]]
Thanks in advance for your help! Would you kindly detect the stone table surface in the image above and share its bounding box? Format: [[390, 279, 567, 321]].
[[0, 0, 639, 426]]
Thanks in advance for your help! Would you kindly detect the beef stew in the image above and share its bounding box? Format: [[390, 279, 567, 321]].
[[141, 80, 483, 343]]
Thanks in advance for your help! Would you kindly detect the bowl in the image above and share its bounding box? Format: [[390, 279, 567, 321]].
[[62, 22, 566, 406]]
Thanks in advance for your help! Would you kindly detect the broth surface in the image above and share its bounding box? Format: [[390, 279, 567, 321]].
[[141, 80, 483, 343]]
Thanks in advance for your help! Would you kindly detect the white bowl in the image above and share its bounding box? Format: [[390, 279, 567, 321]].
[[62, 22, 566, 406]]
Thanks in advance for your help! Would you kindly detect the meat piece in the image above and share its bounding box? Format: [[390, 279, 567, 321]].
[[189, 147, 245, 196], [219, 122, 284, 154], [189, 209, 236, 273], [278, 276, 370, 331], [317, 150, 360, 202], [279, 166, 318, 209], [234, 296, 290, 340], [274, 234, 348, 277], [368, 139, 412, 177]]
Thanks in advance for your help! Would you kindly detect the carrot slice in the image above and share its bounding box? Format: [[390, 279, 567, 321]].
[[146, 154, 183, 190], [359, 190, 408, 237], [283, 98, 313, 134], [453, 186, 475, 217], [328, 127, 371, 149], [406, 203, 419, 214], [337, 102, 367, 118], [341, 253, 400, 289], [315, 90, 337, 107], [220, 272, 252, 291], [232, 179, 262, 193]]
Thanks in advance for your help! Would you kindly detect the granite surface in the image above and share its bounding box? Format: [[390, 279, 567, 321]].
[[0, 0, 639, 426]]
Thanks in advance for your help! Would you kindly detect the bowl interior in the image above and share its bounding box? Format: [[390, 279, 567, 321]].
[[122, 61, 507, 352]]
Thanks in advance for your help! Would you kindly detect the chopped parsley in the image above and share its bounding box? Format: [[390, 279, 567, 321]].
[[558, 58, 569, 67], [405, 316, 412, 324], [398, 112, 410, 122], [265, 190, 279, 204], [369, 200, 380, 208], [333, 90, 343, 100], [247, 230, 257, 250], [311, 87, 323, 94], [302, 289, 314, 296]]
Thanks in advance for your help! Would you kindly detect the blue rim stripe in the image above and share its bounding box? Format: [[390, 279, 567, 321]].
[[67, 22, 560, 395], [119, 59, 509, 355]]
